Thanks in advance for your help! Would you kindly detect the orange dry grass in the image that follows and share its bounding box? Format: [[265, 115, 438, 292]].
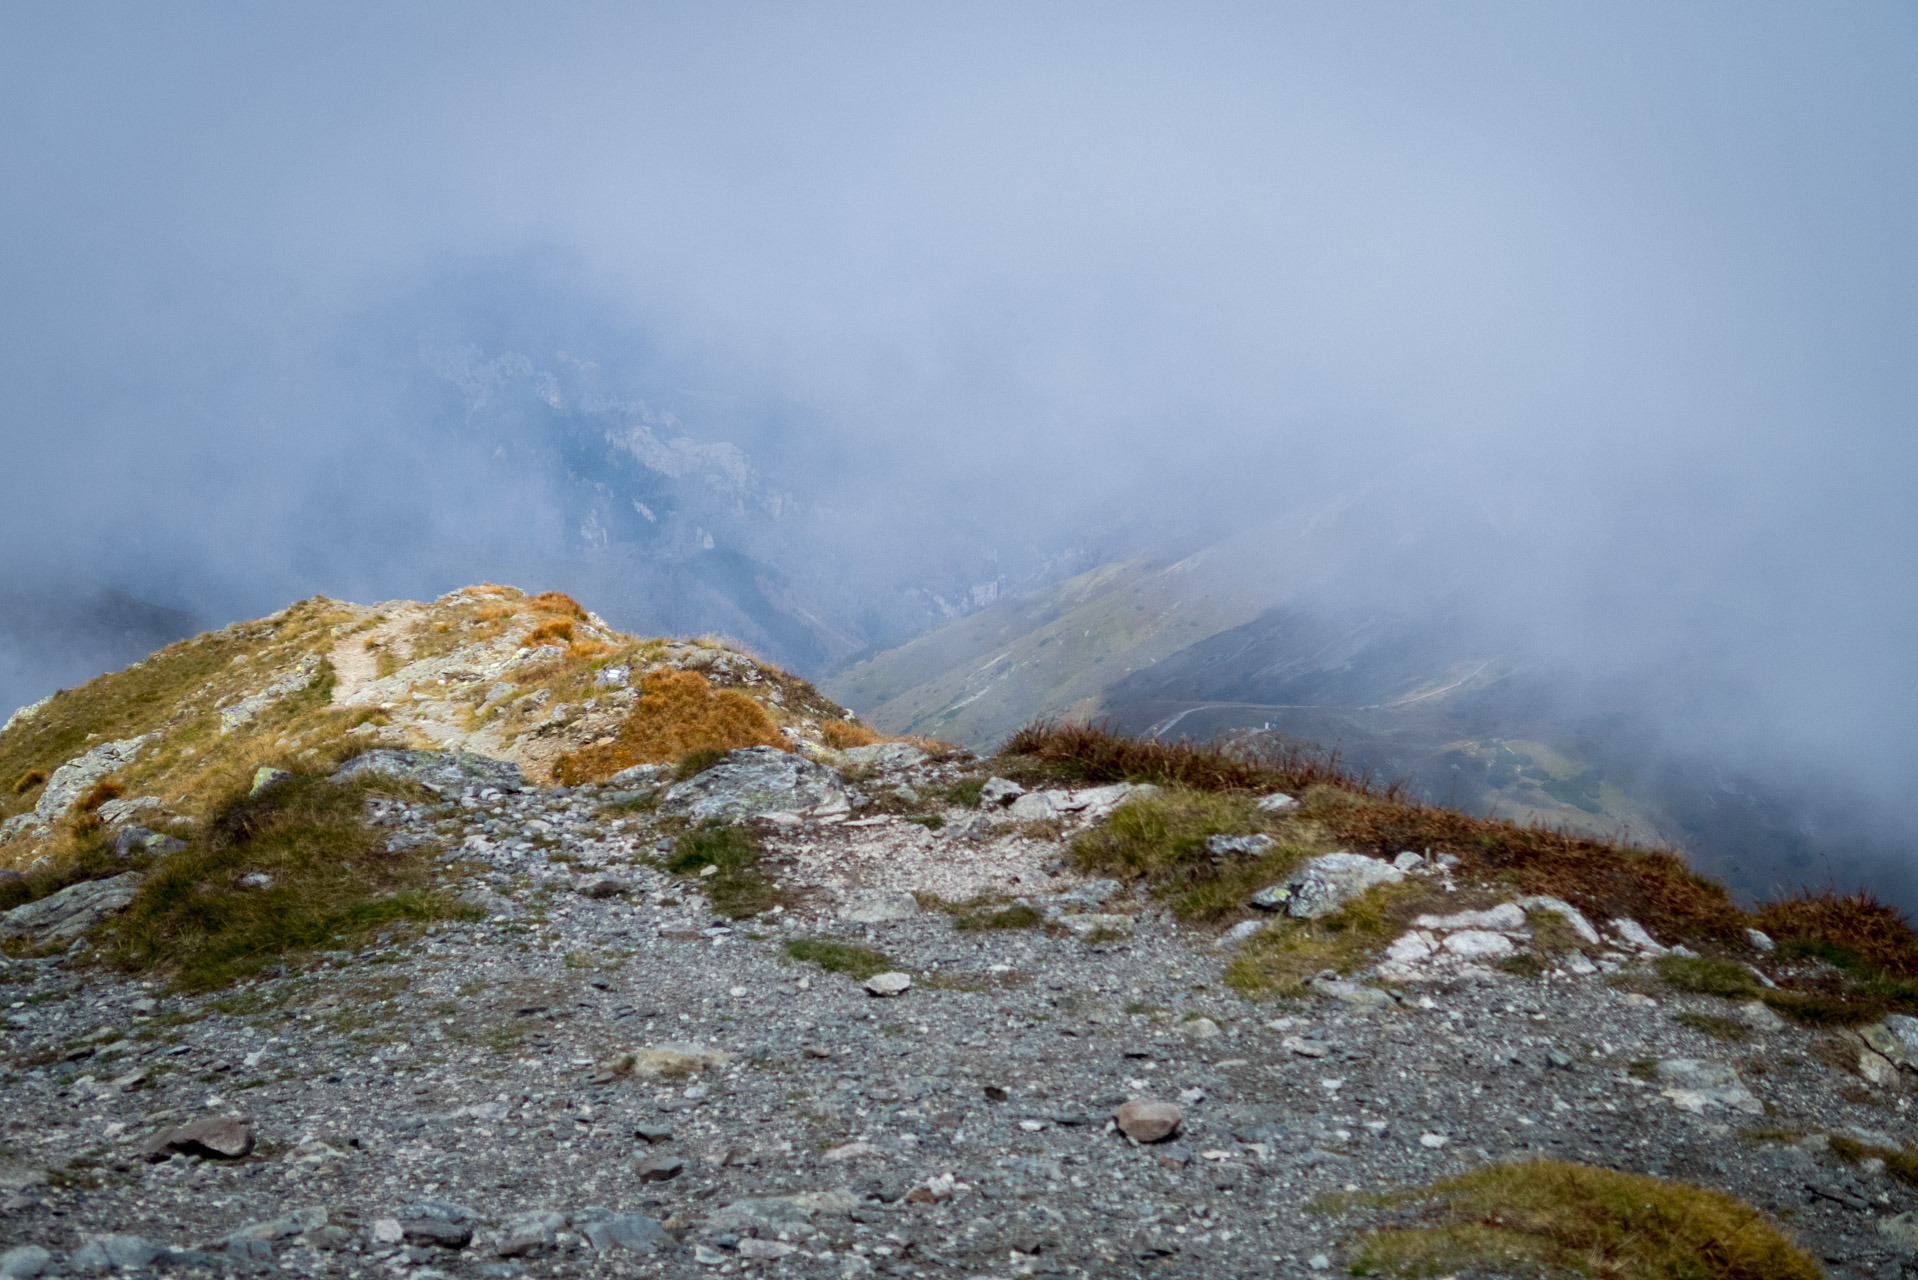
[[11, 769, 45, 795], [553, 669, 787, 785], [524, 617, 575, 646], [78, 779, 124, 813], [1755, 891, 1918, 979], [530, 591, 589, 620], [569, 639, 616, 660], [821, 719, 884, 749]]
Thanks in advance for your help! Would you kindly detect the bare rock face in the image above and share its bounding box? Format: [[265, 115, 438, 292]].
[[332, 749, 525, 796], [658, 747, 851, 822], [1113, 1100, 1183, 1143], [0, 872, 142, 943], [141, 1117, 255, 1162], [1250, 852, 1403, 917]]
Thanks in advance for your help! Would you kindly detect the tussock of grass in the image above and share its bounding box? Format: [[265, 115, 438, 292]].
[[1347, 1158, 1818, 1280], [11, 770, 45, 795], [1758, 890, 1918, 978], [107, 769, 461, 989], [784, 938, 893, 981], [1829, 1135, 1918, 1186], [1070, 786, 1304, 920], [553, 669, 787, 785], [1675, 1011, 1750, 1042], [529, 591, 589, 620], [524, 617, 575, 647], [665, 823, 783, 919], [821, 719, 883, 750]]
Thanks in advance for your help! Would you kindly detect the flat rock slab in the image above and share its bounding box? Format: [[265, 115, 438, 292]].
[[864, 972, 912, 997], [333, 749, 525, 795], [1, 873, 142, 942], [659, 747, 851, 822], [141, 1117, 254, 1161]]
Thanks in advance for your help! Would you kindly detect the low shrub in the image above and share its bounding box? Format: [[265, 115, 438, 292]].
[[529, 591, 589, 620], [11, 769, 45, 795]]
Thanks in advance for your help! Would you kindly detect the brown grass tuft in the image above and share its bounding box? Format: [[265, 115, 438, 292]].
[[552, 669, 787, 785], [77, 778, 124, 813], [11, 769, 45, 795], [1754, 890, 1918, 980], [524, 617, 575, 647], [568, 639, 615, 661], [530, 591, 589, 620], [821, 719, 884, 750]]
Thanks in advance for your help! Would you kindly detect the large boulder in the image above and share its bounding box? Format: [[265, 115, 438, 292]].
[[837, 742, 927, 770], [1, 873, 142, 943], [33, 735, 155, 824], [1250, 852, 1403, 918], [658, 747, 851, 822], [332, 749, 524, 796]]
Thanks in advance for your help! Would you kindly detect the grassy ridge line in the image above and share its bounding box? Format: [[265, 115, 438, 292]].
[[1004, 719, 1918, 990]]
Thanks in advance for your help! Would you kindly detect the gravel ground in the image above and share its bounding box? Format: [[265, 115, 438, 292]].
[[4, 754, 1917, 1280]]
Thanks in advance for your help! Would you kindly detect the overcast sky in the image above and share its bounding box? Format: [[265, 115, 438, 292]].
[[2, 4, 1915, 840]]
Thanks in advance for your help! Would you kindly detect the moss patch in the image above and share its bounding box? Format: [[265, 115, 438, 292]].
[[1346, 1158, 1818, 1280], [783, 938, 894, 981]]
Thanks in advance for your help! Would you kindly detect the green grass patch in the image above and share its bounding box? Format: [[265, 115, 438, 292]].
[[1344, 1159, 1818, 1280], [1655, 954, 1762, 998], [783, 938, 894, 981], [105, 770, 463, 990], [1225, 881, 1414, 995], [1070, 786, 1308, 921], [664, 823, 785, 919], [952, 903, 1042, 931], [933, 777, 986, 808]]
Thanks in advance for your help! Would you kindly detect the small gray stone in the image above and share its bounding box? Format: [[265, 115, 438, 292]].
[[1114, 1100, 1183, 1143], [575, 1208, 669, 1253], [0, 1246, 51, 1279], [979, 777, 1026, 808], [1254, 792, 1297, 812], [495, 1209, 566, 1257], [863, 972, 912, 997], [841, 891, 919, 924], [637, 1155, 685, 1181], [73, 1235, 161, 1274], [1204, 834, 1274, 860]]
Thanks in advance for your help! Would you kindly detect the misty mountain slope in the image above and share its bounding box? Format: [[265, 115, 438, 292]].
[[831, 537, 1918, 909], [820, 516, 1364, 747]]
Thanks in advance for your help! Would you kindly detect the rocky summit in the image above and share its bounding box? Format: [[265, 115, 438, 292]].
[[2, 590, 1917, 1279]]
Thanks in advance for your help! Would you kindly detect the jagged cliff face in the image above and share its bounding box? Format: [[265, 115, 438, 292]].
[[0, 585, 854, 863]]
